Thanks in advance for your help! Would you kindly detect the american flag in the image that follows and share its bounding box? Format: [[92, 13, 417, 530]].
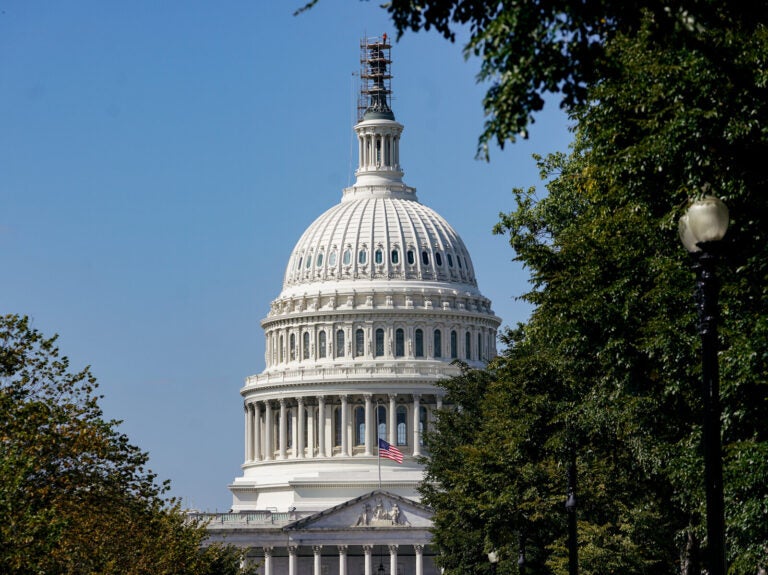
[[378, 438, 404, 464]]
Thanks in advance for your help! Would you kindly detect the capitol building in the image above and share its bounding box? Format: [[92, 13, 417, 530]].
[[200, 36, 501, 575]]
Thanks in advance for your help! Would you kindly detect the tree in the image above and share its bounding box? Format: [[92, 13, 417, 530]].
[[394, 2, 768, 571], [385, 0, 768, 158], [0, 314, 250, 575]]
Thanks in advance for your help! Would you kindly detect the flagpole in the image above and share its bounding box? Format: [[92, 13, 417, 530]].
[[376, 401, 382, 489]]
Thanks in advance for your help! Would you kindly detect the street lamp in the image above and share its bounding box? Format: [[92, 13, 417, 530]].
[[487, 550, 499, 575], [679, 195, 729, 575], [565, 455, 578, 575], [517, 530, 527, 575]]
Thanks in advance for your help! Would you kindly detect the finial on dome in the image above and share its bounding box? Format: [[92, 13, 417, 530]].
[[359, 35, 394, 121]]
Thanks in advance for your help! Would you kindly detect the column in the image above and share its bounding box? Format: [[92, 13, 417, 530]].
[[363, 545, 373, 575], [317, 396, 326, 457], [388, 394, 397, 446], [364, 394, 373, 456], [340, 395, 349, 456], [265, 401, 274, 460], [287, 545, 297, 575], [244, 403, 251, 462], [413, 394, 421, 457], [254, 402, 262, 461], [338, 545, 348, 575], [414, 544, 424, 575], [389, 544, 398, 575], [297, 397, 305, 459], [279, 398, 287, 460], [307, 404, 315, 458], [313, 545, 323, 575], [263, 547, 273, 575]]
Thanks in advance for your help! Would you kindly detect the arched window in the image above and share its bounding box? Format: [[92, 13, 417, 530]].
[[450, 330, 458, 359], [434, 330, 442, 358], [478, 333, 483, 361], [303, 332, 310, 360], [407, 250, 415, 265], [375, 249, 383, 264], [297, 256, 303, 270], [316, 252, 324, 267], [421, 251, 430, 265], [465, 331, 471, 360], [457, 255, 463, 268], [279, 334, 284, 363], [435, 252, 443, 266], [377, 405, 387, 440], [336, 329, 345, 358], [396, 405, 408, 445], [305, 253, 312, 269], [374, 329, 384, 357], [447, 253, 454, 267], [289, 333, 296, 361], [395, 328, 405, 357], [415, 329, 424, 358], [329, 251, 337, 266], [303, 408, 309, 454], [391, 249, 400, 264], [419, 406, 428, 446], [358, 249, 367, 265], [343, 249, 351, 266], [334, 406, 342, 447], [355, 406, 365, 446], [318, 330, 327, 358], [355, 328, 365, 357]]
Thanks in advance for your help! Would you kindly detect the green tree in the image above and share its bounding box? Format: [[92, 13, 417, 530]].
[[0, 314, 250, 575], [382, 1, 768, 572]]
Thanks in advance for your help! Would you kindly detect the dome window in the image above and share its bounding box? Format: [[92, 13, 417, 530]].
[[391, 249, 400, 264], [434, 329, 442, 358], [457, 255, 463, 269], [290, 333, 296, 361], [316, 252, 324, 267], [375, 328, 384, 357], [336, 329, 345, 358], [374, 249, 383, 265], [355, 328, 365, 357], [303, 332, 310, 359], [297, 257, 303, 270], [406, 250, 415, 265], [305, 253, 312, 269], [342, 249, 352, 266], [421, 251, 430, 265], [358, 249, 367, 265], [395, 328, 405, 357], [318, 330, 327, 358], [465, 331, 471, 360], [451, 330, 458, 359], [435, 252, 443, 266], [447, 253, 454, 267], [329, 251, 337, 266], [415, 328, 424, 358]]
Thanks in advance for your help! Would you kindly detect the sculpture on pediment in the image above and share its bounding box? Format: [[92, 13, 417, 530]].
[[352, 498, 410, 527]]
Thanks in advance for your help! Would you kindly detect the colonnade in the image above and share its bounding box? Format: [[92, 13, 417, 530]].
[[256, 543, 426, 575], [265, 323, 497, 368], [244, 393, 443, 463], [357, 129, 401, 171]]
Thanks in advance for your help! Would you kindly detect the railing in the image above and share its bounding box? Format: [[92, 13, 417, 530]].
[[189, 511, 296, 527], [245, 363, 457, 387]]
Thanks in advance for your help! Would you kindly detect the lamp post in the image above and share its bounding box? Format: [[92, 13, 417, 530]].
[[565, 455, 578, 575], [679, 195, 729, 575], [517, 531, 527, 575], [487, 550, 499, 575]]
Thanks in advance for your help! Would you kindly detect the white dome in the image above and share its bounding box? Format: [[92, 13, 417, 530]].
[[282, 186, 477, 293]]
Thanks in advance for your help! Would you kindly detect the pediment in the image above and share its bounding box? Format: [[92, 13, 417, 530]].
[[285, 490, 432, 531]]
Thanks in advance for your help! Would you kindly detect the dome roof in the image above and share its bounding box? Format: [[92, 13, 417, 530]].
[[282, 186, 477, 292]]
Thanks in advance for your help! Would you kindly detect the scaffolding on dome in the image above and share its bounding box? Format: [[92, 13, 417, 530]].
[[358, 34, 393, 121]]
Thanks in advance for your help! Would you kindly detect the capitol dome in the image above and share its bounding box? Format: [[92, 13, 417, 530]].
[[230, 37, 500, 517]]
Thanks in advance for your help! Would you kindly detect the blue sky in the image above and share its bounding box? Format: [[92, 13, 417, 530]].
[[1, 1, 572, 511]]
